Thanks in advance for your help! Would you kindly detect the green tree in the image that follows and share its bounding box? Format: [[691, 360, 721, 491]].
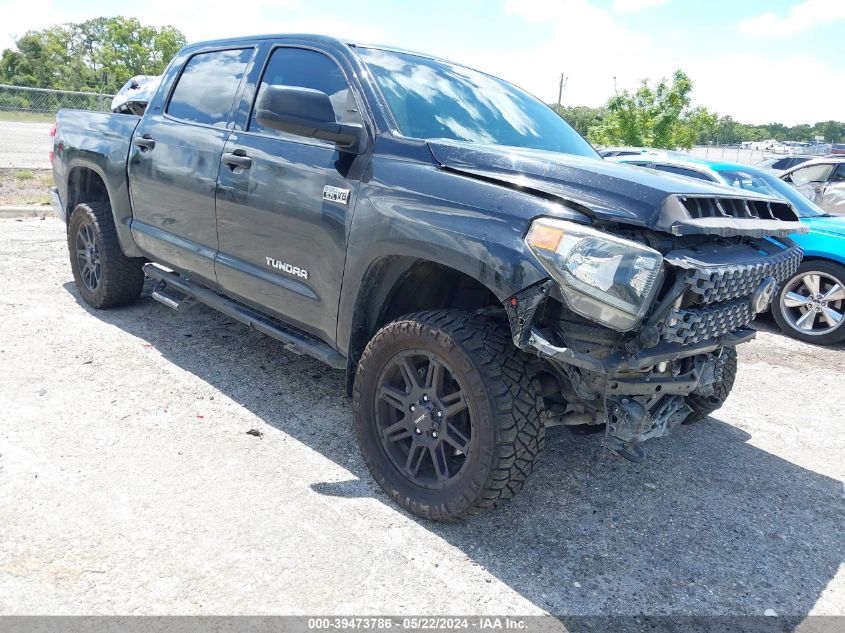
[[0, 16, 186, 92], [587, 70, 716, 150], [815, 121, 844, 143], [555, 105, 607, 138]]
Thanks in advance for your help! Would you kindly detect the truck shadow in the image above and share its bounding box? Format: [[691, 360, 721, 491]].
[[66, 283, 844, 620]]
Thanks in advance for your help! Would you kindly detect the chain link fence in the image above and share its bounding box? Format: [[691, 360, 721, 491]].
[[686, 144, 832, 166], [0, 85, 114, 169]]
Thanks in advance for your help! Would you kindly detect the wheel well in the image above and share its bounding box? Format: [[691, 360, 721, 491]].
[[802, 256, 844, 267], [66, 167, 109, 217], [345, 257, 504, 394]]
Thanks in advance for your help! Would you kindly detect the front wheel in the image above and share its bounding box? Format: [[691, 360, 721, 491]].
[[772, 260, 845, 345], [353, 311, 545, 521], [684, 346, 738, 424]]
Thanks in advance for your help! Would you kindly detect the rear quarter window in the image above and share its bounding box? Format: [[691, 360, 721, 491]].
[[167, 48, 253, 127]]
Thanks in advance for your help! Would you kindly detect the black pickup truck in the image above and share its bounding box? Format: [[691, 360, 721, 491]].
[[51, 34, 806, 520]]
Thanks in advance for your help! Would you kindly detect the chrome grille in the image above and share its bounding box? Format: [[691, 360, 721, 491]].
[[684, 244, 802, 304], [661, 299, 753, 346], [660, 239, 803, 346]]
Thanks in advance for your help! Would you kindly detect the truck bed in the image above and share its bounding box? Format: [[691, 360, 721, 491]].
[[52, 110, 142, 255]]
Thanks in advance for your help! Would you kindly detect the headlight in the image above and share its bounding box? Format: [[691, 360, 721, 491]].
[[525, 217, 664, 331]]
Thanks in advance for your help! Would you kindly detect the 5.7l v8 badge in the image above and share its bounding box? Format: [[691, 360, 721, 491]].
[[322, 185, 350, 205]]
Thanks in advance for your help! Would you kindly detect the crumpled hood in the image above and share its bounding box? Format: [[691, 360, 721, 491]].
[[802, 214, 845, 236], [426, 139, 776, 229]]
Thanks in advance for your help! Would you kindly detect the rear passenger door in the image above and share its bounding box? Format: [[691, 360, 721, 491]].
[[214, 45, 366, 345], [128, 47, 254, 286], [821, 164, 845, 215], [786, 163, 835, 207]]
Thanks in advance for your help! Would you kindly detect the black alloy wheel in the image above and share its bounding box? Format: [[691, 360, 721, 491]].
[[74, 219, 102, 292], [376, 350, 472, 488]]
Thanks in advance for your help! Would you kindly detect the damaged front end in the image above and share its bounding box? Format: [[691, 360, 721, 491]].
[[506, 196, 805, 460]]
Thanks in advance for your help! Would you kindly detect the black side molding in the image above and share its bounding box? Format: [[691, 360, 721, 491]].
[[143, 264, 346, 369]]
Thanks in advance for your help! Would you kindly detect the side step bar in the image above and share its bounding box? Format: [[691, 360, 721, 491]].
[[143, 264, 346, 370], [151, 282, 188, 311]]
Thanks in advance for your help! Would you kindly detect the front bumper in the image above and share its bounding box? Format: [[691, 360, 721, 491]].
[[50, 187, 65, 223], [505, 237, 802, 458], [526, 326, 755, 374]]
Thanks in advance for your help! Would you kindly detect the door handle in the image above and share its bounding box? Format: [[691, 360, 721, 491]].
[[134, 134, 155, 150], [221, 151, 252, 170]]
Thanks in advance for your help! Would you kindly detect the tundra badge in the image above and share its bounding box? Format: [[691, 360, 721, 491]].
[[322, 185, 350, 205], [266, 257, 308, 280]]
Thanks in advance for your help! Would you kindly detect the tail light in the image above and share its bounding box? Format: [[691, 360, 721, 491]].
[[49, 123, 57, 163]]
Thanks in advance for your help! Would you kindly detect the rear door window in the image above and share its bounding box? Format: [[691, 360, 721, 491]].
[[167, 48, 253, 127]]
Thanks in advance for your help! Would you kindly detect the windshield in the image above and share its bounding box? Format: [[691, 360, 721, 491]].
[[357, 47, 598, 158], [713, 167, 827, 218]]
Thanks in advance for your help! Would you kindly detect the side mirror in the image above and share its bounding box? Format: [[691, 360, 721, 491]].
[[255, 85, 365, 154]]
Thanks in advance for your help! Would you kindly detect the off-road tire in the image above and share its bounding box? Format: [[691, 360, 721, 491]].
[[683, 346, 738, 424], [68, 202, 144, 309], [353, 311, 545, 521]]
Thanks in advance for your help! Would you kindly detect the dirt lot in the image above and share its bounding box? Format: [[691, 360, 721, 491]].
[[0, 217, 843, 619], [0, 168, 52, 206]]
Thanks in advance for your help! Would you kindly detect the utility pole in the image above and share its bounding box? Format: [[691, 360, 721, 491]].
[[557, 74, 567, 114], [613, 75, 618, 95]]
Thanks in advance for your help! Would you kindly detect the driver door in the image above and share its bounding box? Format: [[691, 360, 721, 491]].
[[213, 45, 366, 345]]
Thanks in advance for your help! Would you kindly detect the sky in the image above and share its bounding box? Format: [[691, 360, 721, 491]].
[[0, 0, 842, 125]]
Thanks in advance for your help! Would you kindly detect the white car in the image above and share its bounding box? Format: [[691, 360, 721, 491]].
[[780, 158, 845, 216], [111, 75, 161, 115]]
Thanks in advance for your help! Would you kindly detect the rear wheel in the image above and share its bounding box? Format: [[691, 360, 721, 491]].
[[772, 260, 845, 345], [353, 311, 545, 521], [68, 202, 145, 309]]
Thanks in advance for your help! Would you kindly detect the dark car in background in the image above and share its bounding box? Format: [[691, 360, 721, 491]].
[[756, 155, 815, 173]]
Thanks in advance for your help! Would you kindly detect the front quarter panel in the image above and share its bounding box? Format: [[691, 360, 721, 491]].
[[335, 152, 588, 353], [790, 229, 845, 265]]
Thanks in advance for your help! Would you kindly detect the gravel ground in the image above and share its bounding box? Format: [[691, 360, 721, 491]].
[[0, 217, 843, 618]]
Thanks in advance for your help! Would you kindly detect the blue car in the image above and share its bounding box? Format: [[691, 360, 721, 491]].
[[608, 155, 845, 345]]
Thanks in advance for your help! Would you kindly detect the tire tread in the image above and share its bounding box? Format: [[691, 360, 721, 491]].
[[68, 201, 144, 309], [353, 310, 545, 521]]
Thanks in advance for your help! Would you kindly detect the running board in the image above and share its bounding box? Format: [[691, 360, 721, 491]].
[[143, 264, 346, 370]]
